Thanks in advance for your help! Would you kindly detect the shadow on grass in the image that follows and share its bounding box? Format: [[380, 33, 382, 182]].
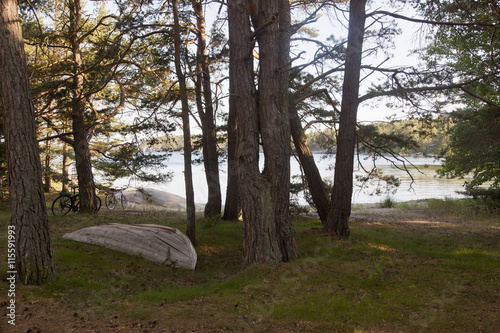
[[0, 198, 498, 332]]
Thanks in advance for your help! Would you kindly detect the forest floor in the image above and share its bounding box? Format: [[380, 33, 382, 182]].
[[0, 197, 499, 333]]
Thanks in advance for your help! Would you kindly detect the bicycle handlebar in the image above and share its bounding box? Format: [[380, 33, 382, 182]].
[[110, 188, 127, 192]]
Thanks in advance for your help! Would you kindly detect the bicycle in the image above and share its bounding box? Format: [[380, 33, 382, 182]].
[[51, 186, 101, 215], [105, 188, 128, 210]]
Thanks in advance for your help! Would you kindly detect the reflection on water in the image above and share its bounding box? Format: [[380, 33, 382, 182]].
[[351, 158, 467, 204], [109, 152, 469, 205]]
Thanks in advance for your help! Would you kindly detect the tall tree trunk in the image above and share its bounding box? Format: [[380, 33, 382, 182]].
[[325, 0, 367, 237], [229, 0, 297, 266], [62, 140, 70, 192], [289, 102, 329, 223], [192, 0, 222, 218], [61, 118, 70, 192], [222, 56, 240, 220], [43, 137, 52, 192], [173, 0, 196, 245], [229, 0, 280, 266], [69, 0, 97, 213], [0, 0, 56, 284], [257, 0, 297, 261]]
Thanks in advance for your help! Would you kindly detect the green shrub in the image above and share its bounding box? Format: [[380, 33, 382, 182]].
[[461, 186, 500, 209], [379, 196, 395, 208], [200, 214, 223, 229]]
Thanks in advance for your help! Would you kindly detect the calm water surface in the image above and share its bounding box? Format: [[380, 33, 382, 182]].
[[110, 152, 469, 205]]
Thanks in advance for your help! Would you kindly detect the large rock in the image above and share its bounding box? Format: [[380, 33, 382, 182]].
[[123, 188, 203, 211], [63, 223, 197, 270]]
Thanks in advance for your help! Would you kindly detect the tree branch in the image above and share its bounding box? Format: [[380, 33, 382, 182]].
[[359, 72, 500, 103], [38, 131, 75, 145], [368, 10, 496, 28]]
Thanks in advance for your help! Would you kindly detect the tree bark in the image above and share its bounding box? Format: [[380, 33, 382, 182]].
[[222, 55, 241, 220], [325, 0, 367, 237], [229, 0, 298, 266], [257, 0, 297, 261], [173, 0, 196, 245], [289, 102, 330, 223], [0, 0, 57, 284], [223, 0, 242, 221], [192, 0, 222, 218], [43, 136, 52, 192], [62, 140, 70, 192], [69, 0, 97, 213], [229, 0, 279, 266]]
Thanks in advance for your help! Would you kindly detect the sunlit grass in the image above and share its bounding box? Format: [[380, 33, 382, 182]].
[[0, 197, 498, 332]]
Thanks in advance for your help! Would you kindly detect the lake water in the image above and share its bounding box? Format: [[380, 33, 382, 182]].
[[109, 152, 469, 206]]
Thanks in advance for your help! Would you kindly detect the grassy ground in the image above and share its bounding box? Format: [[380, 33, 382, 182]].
[[0, 196, 499, 332]]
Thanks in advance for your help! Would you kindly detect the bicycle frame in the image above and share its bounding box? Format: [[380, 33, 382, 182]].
[[105, 188, 128, 210], [109, 188, 124, 202], [52, 186, 101, 215], [115, 188, 125, 200], [62, 186, 79, 210], [51, 186, 79, 215]]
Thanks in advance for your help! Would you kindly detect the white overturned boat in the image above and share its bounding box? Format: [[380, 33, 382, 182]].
[[63, 224, 197, 270]]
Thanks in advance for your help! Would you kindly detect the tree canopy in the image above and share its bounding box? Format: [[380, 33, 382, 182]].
[[416, 0, 500, 189]]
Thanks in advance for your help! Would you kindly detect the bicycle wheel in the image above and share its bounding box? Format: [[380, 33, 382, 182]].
[[95, 196, 102, 212], [74, 195, 101, 212], [52, 196, 72, 216], [120, 195, 128, 210], [105, 193, 117, 209], [73, 194, 80, 212]]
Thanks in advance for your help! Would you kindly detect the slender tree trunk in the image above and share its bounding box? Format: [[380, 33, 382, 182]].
[[61, 118, 70, 192], [62, 140, 70, 192], [289, 102, 329, 223], [0, 0, 56, 284], [192, 0, 222, 218], [325, 0, 367, 237], [43, 137, 52, 192], [69, 0, 97, 213], [173, 0, 196, 245], [223, 0, 242, 221], [222, 57, 240, 220]]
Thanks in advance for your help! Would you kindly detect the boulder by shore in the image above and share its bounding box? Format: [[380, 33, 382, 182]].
[[122, 188, 204, 211]]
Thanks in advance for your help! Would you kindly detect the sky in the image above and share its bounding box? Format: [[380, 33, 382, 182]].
[[299, 0, 429, 123], [96, 0, 431, 130], [200, 0, 431, 126]]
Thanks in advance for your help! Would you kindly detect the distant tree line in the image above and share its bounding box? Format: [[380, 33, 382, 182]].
[[142, 117, 450, 157]]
